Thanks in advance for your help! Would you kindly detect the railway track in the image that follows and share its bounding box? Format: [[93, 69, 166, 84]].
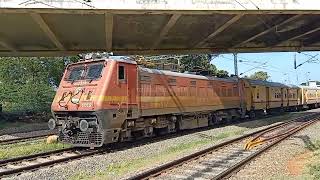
[[0, 112, 317, 178], [127, 113, 320, 180], [0, 147, 106, 177], [0, 134, 52, 145]]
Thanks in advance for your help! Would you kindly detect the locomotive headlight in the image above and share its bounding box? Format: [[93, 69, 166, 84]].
[[48, 118, 56, 130], [79, 120, 89, 132], [127, 120, 135, 127]]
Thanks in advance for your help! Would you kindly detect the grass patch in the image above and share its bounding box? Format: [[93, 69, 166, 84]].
[[305, 140, 320, 179], [214, 129, 245, 140], [0, 140, 71, 159], [70, 129, 247, 180], [277, 140, 320, 180]]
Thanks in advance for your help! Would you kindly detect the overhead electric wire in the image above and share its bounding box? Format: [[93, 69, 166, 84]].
[[295, 54, 320, 69], [248, 0, 260, 10], [299, 52, 320, 63], [219, 54, 293, 76], [239, 62, 268, 76], [238, 55, 297, 73]]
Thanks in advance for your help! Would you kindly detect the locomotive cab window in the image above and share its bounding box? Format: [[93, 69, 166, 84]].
[[118, 65, 125, 80], [66, 66, 85, 81], [87, 63, 104, 80], [66, 62, 104, 81]]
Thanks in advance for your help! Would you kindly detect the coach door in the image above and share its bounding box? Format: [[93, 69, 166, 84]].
[[117, 63, 138, 119], [266, 87, 270, 109], [281, 88, 284, 107], [121, 63, 138, 119]]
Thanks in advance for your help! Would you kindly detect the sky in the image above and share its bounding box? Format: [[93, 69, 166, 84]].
[[212, 52, 320, 85]]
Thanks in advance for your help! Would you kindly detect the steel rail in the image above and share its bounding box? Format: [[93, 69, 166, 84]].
[[0, 147, 105, 177], [243, 114, 318, 149], [0, 134, 53, 145], [127, 113, 320, 180], [0, 147, 76, 165], [248, 114, 316, 142], [213, 118, 318, 180]]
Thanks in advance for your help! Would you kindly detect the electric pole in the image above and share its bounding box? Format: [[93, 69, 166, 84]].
[[294, 53, 299, 84], [234, 53, 238, 77]]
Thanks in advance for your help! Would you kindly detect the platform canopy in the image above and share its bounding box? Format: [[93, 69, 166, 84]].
[[2, 0, 320, 56]]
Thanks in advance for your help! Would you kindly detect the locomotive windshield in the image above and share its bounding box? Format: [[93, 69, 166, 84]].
[[87, 63, 104, 79], [68, 66, 85, 81], [66, 63, 104, 81]]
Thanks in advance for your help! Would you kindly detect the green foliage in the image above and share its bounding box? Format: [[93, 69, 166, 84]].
[[309, 163, 320, 179], [0, 57, 78, 113], [180, 54, 229, 78], [306, 140, 320, 179], [248, 71, 270, 81]]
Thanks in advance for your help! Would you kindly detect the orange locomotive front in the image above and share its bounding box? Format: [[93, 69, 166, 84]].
[[49, 58, 245, 147]]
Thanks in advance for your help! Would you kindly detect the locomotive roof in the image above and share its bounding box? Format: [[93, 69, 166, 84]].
[[245, 79, 290, 88], [287, 84, 300, 89], [69, 57, 138, 66], [299, 85, 320, 90], [139, 67, 238, 83]]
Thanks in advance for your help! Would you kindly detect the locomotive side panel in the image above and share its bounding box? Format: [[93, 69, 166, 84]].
[[138, 68, 241, 117]]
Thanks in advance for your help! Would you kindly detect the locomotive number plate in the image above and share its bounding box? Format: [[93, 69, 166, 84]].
[[81, 102, 93, 108]]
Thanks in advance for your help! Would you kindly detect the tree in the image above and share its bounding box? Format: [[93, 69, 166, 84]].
[[180, 54, 229, 78], [216, 70, 229, 78], [248, 71, 270, 81], [0, 57, 78, 113]]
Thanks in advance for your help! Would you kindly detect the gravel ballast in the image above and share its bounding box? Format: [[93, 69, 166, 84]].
[[3, 110, 318, 180]]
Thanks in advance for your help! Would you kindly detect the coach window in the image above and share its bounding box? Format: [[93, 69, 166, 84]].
[[118, 65, 125, 81], [190, 80, 196, 86]]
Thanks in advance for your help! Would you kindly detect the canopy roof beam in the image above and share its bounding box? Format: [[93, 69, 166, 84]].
[[30, 13, 65, 51], [275, 26, 320, 46], [0, 37, 16, 52], [105, 13, 114, 52], [195, 14, 244, 47], [152, 14, 181, 49], [233, 15, 302, 47]]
